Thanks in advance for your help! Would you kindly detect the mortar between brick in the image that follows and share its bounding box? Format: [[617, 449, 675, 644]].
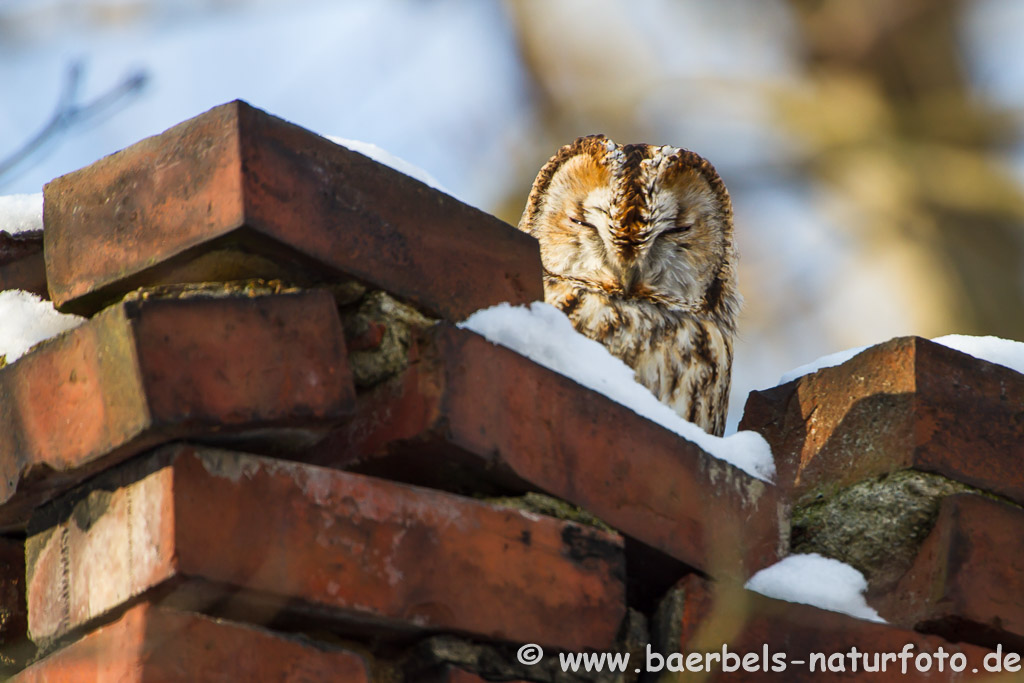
[[791, 468, 1024, 596]]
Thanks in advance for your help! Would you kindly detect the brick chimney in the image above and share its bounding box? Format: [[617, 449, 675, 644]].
[[1, 101, 1021, 681]]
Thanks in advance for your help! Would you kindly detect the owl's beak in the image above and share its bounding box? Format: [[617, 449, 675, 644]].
[[615, 262, 641, 294]]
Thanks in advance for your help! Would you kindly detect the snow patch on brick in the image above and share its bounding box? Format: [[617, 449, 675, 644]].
[[0, 193, 43, 235], [780, 334, 1024, 384], [460, 302, 775, 482], [0, 290, 84, 364], [746, 553, 884, 623]]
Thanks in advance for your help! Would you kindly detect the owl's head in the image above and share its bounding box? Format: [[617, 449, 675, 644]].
[[519, 135, 739, 327]]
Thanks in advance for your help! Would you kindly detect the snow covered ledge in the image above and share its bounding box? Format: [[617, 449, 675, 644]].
[[0, 291, 84, 366], [0, 194, 83, 366], [0, 193, 44, 236], [459, 302, 776, 483], [780, 334, 1024, 385]]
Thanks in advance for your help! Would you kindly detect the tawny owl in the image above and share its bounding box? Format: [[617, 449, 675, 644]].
[[518, 135, 740, 436]]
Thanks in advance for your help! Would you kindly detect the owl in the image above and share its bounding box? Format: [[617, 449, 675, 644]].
[[518, 135, 740, 436]]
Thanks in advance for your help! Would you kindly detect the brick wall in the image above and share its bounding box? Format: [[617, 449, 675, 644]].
[[0, 100, 1020, 681]]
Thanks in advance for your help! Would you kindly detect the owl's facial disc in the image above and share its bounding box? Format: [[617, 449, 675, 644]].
[[527, 143, 733, 310]]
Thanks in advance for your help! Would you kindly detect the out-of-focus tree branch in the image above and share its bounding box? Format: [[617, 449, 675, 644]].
[[0, 60, 148, 188], [783, 0, 1024, 338]]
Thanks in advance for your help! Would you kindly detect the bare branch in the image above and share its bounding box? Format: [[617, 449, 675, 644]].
[[0, 60, 148, 188]]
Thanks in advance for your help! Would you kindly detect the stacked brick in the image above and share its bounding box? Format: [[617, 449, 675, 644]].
[[0, 100, 1019, 681], [741, 337, 1024, 670]]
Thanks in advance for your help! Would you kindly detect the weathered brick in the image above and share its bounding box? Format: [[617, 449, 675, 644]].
[[313, 323, 783, 581], [740, 336, 1024, 504], [655, 574, 991, 681], [43, 100, 543, 320], [0, 232, 46, 297], [26, 443, 625, 651], [881, 493, 1024, 650], [12, 602, 368, 682], [0, 537, 31, 673], [0, 289, 352, 529]]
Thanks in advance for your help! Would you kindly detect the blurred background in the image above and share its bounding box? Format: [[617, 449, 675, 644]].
[[2, 0, 1022, 431]]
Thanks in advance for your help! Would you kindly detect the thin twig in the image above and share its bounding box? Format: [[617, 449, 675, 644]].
[[0, 60, 148, 187]]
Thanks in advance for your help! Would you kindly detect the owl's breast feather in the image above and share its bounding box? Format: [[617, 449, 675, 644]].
[[544, 280, 733, 435]]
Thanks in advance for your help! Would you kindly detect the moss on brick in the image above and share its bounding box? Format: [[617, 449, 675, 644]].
[[340, 290, 436, 389], [790, 469, 1017, 594], [122, 279, 302, 301], [485, 492, 615, 534]]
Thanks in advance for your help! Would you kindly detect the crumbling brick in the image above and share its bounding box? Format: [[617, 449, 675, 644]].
[[25, 443, 625, 652], [340, 289, 436, 389], [43, 100, 543, 320], [12, 602, 368, 682], [0, 288, 352, 530]]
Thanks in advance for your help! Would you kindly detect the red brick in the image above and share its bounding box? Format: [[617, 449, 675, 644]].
[[656, 574, 991, 681], [314, 323, 784, 581], [740, 336, 1024, 504], [12, 602, 368, 682], [43, 100, 543, 320], [0, 289, 352, 529], [25, 443, 625, 651], [880, 493, 1024, 650], [0, 232, 46, 297]]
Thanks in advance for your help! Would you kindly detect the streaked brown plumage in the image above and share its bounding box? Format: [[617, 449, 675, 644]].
[[518, 135, 739, 435]]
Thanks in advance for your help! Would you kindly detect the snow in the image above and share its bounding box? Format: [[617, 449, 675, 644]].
[[778, 345, 869, 384], [0, 290, 84, 364], [931, 334, 1024, 377], [459, 302, 776, 483], [779, 333, 1024, 385], [325, 136, 450, 196], [0, 193, 44, 235], [745, 553, 885, 623]]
